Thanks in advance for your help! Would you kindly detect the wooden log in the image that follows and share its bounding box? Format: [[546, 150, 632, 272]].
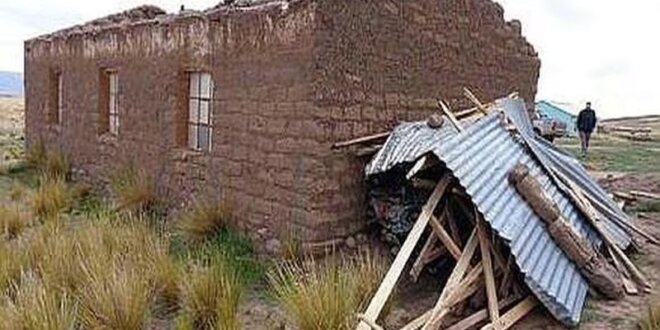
[[332, 132, 391, 149], [553, 169, 652, 291], [509, 163, 624, 299], [480, 296, 538, 330], [356, 176, 452, 330]]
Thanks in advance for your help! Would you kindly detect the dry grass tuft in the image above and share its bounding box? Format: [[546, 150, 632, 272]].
[[30, 175, 71, 221], [0, 242, 24, 293], [79, 265, 154, 330], [26, 142, 68, 179], [277, 224, 303, 261], [10, 274, 78, 330], [0, 205, 28, 239], [9, 182, 27, 202], [268, 250, 387, 330], [110, 165, 157, 213], [175, 199, 232, 245], [179, 255, 244, 330], [640, 301, 660, 330]]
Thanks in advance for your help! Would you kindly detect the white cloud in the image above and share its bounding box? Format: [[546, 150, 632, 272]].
[[1, 0, 658, 118]]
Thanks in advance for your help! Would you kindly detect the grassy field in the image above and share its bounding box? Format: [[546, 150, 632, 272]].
[[557, 117, 660, 173]]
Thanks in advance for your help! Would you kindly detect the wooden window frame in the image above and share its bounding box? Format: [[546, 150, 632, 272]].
[[187, 72, 213, 152], [108, 71, 119, 135], [49, 70, 63, 124]]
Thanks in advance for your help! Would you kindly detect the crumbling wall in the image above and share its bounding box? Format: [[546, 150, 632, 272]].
[[310, 0, 541, 238], [24, 0, 541, 251], [25, 1, 326, 251]]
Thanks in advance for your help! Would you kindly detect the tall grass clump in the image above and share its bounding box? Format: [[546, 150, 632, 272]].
[[10, 274, 78, 330], [0, 243, 24, 293], [175, 199, 233, 245], [30, 175, 72, 221], [110, 164, 157, 213], [268, 250, 387, 330], [0, 205, 27, 239], [26, 142, 68, 179], [640, 301, 660, 330], [178, 254, 244, 330], [79, 265, 154, 330]]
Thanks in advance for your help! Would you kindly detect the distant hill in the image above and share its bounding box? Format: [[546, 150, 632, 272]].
[[0, 72, 23, 97]]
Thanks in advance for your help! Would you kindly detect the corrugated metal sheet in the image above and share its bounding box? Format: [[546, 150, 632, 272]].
[[365, 101, 633, 325], [500, 98, 632, 248], [434, 113, 593, 325]]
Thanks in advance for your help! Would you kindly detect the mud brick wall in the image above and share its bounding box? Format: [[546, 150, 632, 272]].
[[24, 0, 540, 251], [311, 0, 541, 237]]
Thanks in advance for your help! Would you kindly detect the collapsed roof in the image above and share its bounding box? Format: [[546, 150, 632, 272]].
[[357, 96, 654, 328]]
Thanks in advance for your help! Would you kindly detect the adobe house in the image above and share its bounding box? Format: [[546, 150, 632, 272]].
[[24, 0, 540, 249]]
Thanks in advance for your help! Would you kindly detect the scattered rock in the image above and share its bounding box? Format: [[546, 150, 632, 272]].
[[345, 236, 357, 249], [265, 238, 281, 255]]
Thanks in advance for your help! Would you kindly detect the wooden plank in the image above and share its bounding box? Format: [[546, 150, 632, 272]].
[[400, 263, 484, 330], [630, 190, 660, 200], [332, 131, 390, 149], [498, 256, 514, 297], [423, 229, 479, 330], [430, 215, 463, 260], [410, 234, 439, 281], [356, 175, 452, 330], [463, 88, 488, 115], [477, 220, 500, 322], [446, 295, 521, 330], [439, 100, 463, 132], [357, 314, 386, 330], [400, 310, 432, 330], [446, 207, 463, 249], [480, 296, 538, 330]]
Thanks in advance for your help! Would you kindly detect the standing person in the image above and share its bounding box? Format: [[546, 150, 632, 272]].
[[577, 102, 597, 155]]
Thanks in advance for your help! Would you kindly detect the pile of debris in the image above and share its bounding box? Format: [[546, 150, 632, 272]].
[[599, 124, 654, 141], [337, 90, 657, 330]]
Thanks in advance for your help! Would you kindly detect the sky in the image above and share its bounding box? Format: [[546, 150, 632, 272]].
[[1, 0, 659, 118]]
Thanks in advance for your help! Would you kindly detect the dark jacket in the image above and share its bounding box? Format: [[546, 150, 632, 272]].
[[577, 108, 597, 133]]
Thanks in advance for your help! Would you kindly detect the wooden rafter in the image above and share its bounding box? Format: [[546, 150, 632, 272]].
[[480, 296, 538, 330], [430, 214, 463, 260], [356, 175, 452, 330], [423, 229, 479, 329], [438, 100, 463, 132], [445, 294, 522, 330], [477, 219, 500, 322]]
